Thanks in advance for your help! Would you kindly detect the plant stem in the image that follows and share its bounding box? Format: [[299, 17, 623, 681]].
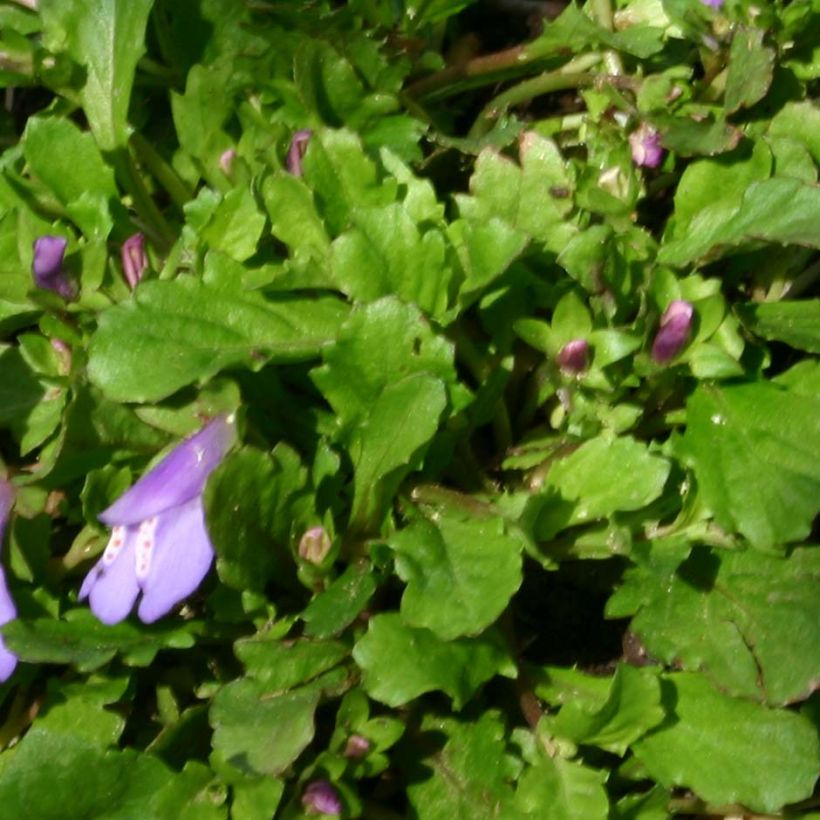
[[588, 0, 625, 74], [130, 132, 193, 212], [469, 70, 635, 139]]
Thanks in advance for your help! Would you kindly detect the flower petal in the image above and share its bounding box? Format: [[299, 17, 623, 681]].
[[100, 415, 235, 526], [0, 567, 17, 682], [137, 498, 214, 624], [0, 479, 13, 537], [80, 526, 141, 625]]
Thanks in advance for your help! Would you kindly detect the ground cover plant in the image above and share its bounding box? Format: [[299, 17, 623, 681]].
[[0, 0, 819, 816]]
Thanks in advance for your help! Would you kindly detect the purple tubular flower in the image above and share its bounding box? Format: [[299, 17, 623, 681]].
[[32, 236, 76, 300], [286, 129, 312, 177], [629, 124, 664, 169], [79, 415, 236, 625], [700, 0, 723, 8], [0, 481, 18, 682], [302, 780, 342, 816], [651, 300, 694, 363], [557, 339, 590, 374], [121, 233, 147, 290]]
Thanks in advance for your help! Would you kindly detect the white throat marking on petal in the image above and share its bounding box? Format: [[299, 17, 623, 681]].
[[135, 516, 158, 580], [102, 525, 127, 566]]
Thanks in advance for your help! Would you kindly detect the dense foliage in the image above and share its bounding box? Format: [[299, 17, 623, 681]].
[[0, 0, 819, 816]]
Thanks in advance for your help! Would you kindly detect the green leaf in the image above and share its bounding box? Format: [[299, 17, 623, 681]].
[[206, 446, 308, 592], [352, 613, 514, 708], [200, 187, 266, 262], [88, 278, 349, 402], [406, 711, 524, 820], [681, 381, 820, 549], [210, 679, 321, 777], [534, 435, 670, 537], [515, 756, 609, 820], [544, 664, 665, 755], [739, 299, 820, 353], [725, 28, 775, 113], [302, 560, 378, 638], [262, 173, 330, 262], [614, 546, 820, 705], [633, 672, 820, 813], [51, 0, 154, 150], [390, 510, 523, 640], [2, 609, 199, 672], [0, 729, 225, 820]]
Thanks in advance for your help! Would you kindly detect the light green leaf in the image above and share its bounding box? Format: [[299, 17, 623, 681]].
[[740, 299, 820, 353], [200, 187, 266, 262], [725, 28, 775, 113], [390, 511, 523, 640], [352, 613, 514, 708], [515, 756, 609, 820], [53, 0, 154, 150], [681, 381, 820, 549], [88, 278, 348, 402], [633, 672, 820, 813]]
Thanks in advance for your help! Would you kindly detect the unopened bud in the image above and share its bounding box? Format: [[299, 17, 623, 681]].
[[298, 526, 332, 565], [344, 734, 371, 759], [301, 780, 341, 816], [286, 129, 312, 177], [651, 300, 693, 363], [629, 123, 664, 169], [219, 148, 236, 176], [121, 233, 147, 290], [557, 339, 589, 374], [32, 236, 76, 300]]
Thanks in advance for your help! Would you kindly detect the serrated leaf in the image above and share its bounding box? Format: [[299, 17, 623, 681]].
[[681, 381, 820, 549], [352, 613, 514, 708], [617, 546, 820, 705], [406, 711, 525, 820], [88, 278, 348, 402], [545, 664, 665, 754], [302, 560, 378, 638], [390, 511, 523, 640], [725, 28, 775, 113], [633, 672, 820, 813]]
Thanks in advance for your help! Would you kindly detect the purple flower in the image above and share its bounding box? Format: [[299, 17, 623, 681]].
[[32, 236, 76, 300], [79, 415, 236, 625], [286, 129, 312, 177], [651, 300, 694, 363], [121, 233, 147, 290], [219, 148, 236, 176], [557, 339, 589, 374], [302, 780, 342, 816], [700, 0, 723, 8], [344, 734, 371, 759], [629, 124, 664, 169], [0, 480, 18, 683]]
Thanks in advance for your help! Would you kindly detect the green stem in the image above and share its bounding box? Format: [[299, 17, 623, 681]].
[[130, 132, 193, 212], [110, 147, 176, 252], [588, 0, 625, 74], [469, 70, 635, 139]]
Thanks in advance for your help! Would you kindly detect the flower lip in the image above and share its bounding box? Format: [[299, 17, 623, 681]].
[[301, 779, 342, 816], [629, 124, 664, 169], [651, 299, 694, 363], [99, 414, 236, 527]]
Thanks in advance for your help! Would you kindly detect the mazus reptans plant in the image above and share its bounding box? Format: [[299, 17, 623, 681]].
[[0, 479, 18, 682], [79, 415, 236, 624]]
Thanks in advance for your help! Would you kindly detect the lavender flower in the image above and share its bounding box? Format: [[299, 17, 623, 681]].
[[32, 236, 76, 300], [629, 124, 664, 169], [700, 0, 723, 8], [219, 148, 236, 176], [0, 480, 18, 682], [286, 129, 312, 177], [557, 339, 590, 375], [344, 734, 371, 759], [79, 415, 236, 625], [651, 300, 694, 363], [121, 233, 147, 290], [302, 780, 342, 816]]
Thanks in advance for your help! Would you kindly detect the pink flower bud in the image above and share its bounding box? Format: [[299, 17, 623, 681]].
[[121, 233, 147, 290], [298, 526, 332, 565], [219, 148, 236, 176], [651, 300, 694, 363], [557, 339, 589, 374], [344, 734, 371, 759], [286, 129, 312, 177], [302, 780, 341, 816], [629, 124, 664, 169]]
